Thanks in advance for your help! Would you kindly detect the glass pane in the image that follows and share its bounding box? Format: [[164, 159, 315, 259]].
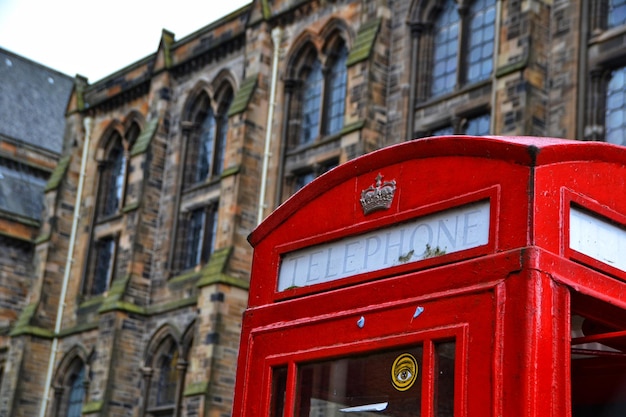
[[67, 365, 86, 417], [432, 126, 454, 137], [157, 349, 179, 406], [92, 237, 115, 295], [295, 172, 316, 192], [605, 67, 626, 145], [102, 138, 125, 216], [434, 341, 455, 417], [295, 346, 423, 417], [465, 114, 491, 136], [271, 367, 289, 417], [466, 0, 496, 84], [183, 209, 206, 269], [214, 92, 232, 176], [571, 294, 626, 416], [609, 0, 626, 28], [325, 45, 348, 136], [197, 108, 216, 182], [301, 59, 323, 144], [431, 0, 459, 97]]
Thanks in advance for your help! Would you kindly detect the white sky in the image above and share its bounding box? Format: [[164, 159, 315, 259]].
[[0, 0, 251, 82]]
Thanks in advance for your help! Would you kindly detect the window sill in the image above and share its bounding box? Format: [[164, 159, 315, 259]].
[[95, 211, 124, 225], [415, 79, 492, 112], [181, 176, 221, 196], [146, 404, 176, 416], [287, 131, 343, 156]]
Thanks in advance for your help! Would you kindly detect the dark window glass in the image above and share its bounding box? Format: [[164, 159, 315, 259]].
[[325, 45, 348, 136], [465, 114, 491, 136], [181, 204, 217, 270], [435, 341, 456, 417], [432, 126, 455, 136], [295, 346, 423, 417], [300, 59, 324, 145], [102, 140, 126, 217], [270, 367, 288, 417], [183, 209, 205, 270], [157, 349, 179, 407], [92, 237, 115, 295], [466, 0, 496, 84], [214, 93, 232, 177], [431, 0, 459, 97], [609, 0, 626, 28], [196, 109, 216, 183], [295, 172, 316, 192], [66, 365, 86, 417], [606, 67, 626, 145]]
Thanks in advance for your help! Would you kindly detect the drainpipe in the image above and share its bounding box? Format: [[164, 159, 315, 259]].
[[40, 116, 93, 417], [490, 0, 502, 134], [257, 27, 282, 225]]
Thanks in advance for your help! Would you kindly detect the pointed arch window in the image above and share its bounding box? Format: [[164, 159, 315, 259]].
[[214, 89, 233, 176], [325, 43, 348, 135], [97, 123, 139, 218], [145, 335, 188, 417], [288, 37, 349, 150], [431, 1, 459, 97], [66, 364, 86, 417], [184, 88, 233, 187], [196, 108, 216, 184], [99, 133, 126, 217], [300, 58, 324, 145], [55, 358, 87, 417], [426, 0, 496, 99], [157, 348, 179, 407]]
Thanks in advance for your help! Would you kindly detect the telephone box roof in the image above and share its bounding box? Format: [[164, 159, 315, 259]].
[[250, 136, 626, 246]]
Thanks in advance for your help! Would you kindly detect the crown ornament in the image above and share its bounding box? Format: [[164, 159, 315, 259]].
[[360, 173, 397, 215]]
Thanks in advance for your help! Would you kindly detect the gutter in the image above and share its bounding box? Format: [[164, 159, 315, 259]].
[[257, 27, 282, 225], [40, 116, 93, 417]]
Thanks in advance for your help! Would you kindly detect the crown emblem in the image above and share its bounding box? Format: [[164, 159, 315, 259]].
[[360, 173, 397, 215]]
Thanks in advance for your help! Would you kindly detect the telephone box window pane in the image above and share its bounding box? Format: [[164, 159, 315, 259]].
[[271, 367, 288, 417], [434, 341, 456, 417], [296, 346, 423, 417], [571, 293, 626, 416]]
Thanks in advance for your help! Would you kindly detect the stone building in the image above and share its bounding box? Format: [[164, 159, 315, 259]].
[[0, 0, 623, 416], [0, 46, 74, 407]]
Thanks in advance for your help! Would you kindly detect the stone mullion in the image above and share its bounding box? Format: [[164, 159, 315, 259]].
[[167, 123, 193, 274], [173, 360, 188, 417], [408, 22, 425, 140], [585, 69, 610, 141], [456, 3, 470, 89], [277, 79, 298, 205], [139, 367, 153, 417]]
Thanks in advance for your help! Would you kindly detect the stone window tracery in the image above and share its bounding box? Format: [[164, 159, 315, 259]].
[[286, 37, 348, 149]]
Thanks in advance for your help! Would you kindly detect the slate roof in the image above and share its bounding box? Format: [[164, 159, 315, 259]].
[[0, 47, 74, 154]]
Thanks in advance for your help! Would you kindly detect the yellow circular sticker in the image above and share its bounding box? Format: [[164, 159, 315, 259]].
[[391, 353, 418, 391]]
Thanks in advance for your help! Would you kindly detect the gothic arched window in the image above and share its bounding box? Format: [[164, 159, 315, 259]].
[[324, 43, 348, 136]]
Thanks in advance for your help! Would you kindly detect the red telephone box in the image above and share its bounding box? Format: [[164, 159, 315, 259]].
[[233, 136, 626, 417]]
